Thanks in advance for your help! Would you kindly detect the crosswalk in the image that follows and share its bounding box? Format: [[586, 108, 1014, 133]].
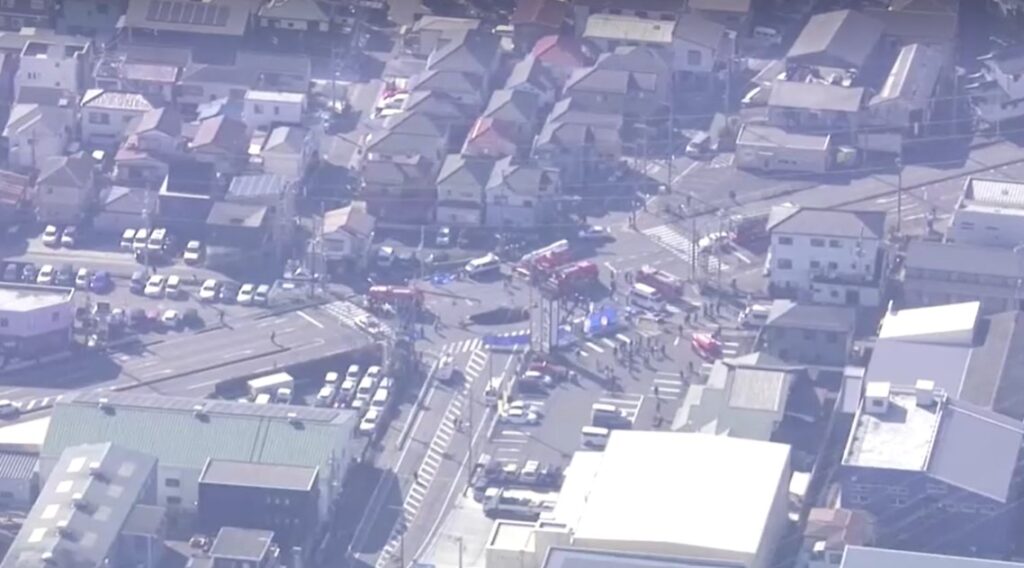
[[442, 337, 484, 355], [597, 392, 644, 422], [15, 394, 63, 412], [706, 153, 735, 169], [319, 300, 395, 337], [642, 225, 723, 272]]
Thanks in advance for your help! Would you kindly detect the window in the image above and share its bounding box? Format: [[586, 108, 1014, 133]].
[[635, 10, 648, 17], [828, 261, 838, 270], [926, 483, 947, 495], [254, 104, 264, 115], [0, 318, 6, 328], [97, 3, 109, 14], [893, 497, 907, 506], [960, 503, 976, 513], [825, 331, 838, 343], [687, 49, 701, 66], [166, 496, 181, 505], [828, 239, 841, 248], [26, 71, 38, 80], [810, 238, 825, 247], [830, 290, 839, 298], [810, 260, 821, 269], [777, 236, 793, 245], [122, 115, 133, 124], [777, 258, 793, 270], [88, 112, 110, 125], [273, 105, 280, 116], [849, 494, 867, 504], [803, 329, 816, 340], [164, 478, 180, 488]]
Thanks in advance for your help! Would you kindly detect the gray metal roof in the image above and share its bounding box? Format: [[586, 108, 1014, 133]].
[[727, 366, 789, 412], [199, 459, 317, 492], [864, 340, 971, 395], [841, 546, 1024, 568], [674, 13, 727, 49], [767, 205, 886, 239], [483, 89, 539, 124], [736, 124, 830, 150], [768, 80, 865, 113], [904, 240, 1024, 278], [2, 443, 156, 568], [786, 9, 884, 69], [426, 31, 498, 76], [583, 14, 675, 44], [227, 173, 288, 201], [963, 177, 1024, 210], [43, 391, 356, 471], [209, 526, 274, 561], [543, 547, 738, 568], [0, 452, 36, 480], [437, 154, 493, 189], [765, 300, 857, 332], [960, 311, 1024, 420], [870, 43, 944, 107]]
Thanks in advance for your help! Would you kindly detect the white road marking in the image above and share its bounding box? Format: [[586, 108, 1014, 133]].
[[221, 349, 254, 360], [585, 341, 605, 353], [296, 310, 324, 328]]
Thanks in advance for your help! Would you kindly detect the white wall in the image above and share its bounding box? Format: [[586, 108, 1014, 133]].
[[768, 234, 881, 290], [672, 40, 714, 73], [17, 56, 81, 94], [0, 297, 74, 338], [736, 145, 830, 173], [8, 124, 67, 171], [243, 93, 306, 131], [81, 107, 145, 146], [947, 208, 1024, 248]]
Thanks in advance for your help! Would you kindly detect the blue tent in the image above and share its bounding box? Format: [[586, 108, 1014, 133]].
[[584, 305, 621, 337]]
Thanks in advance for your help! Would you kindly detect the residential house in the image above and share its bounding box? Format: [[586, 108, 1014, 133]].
[[15, 35, 91, 97], [156, 160, 216, 234], [80, 89, 156, 146], [435, 154, 492, 226], [242, 90, 306, 132], [113, 106, 182, 187], [188, 527, 280, 568], [402, 16, 481, 57], [484, 156, 559, 228], [205, 201, 273, 267], [34, 154, 95, 224], [2, 100, 73, 171], [482, 89, 540, 139], [0, 0, 51, 31], [762, 300, 856, 366], [408, 69, 488, 108], [57, 0, 125, 38], [361, 110, 449, 166], [0, 168, 31, 230], [798, 508, 874, 568], [569, 0, 687, 37], [967, 44, 1024, 125], [530, 34, 593, 84], [564, 46, 671, 116], [688, 0, 752, 33], [580, 13, 675, 53], [176, 51, 311, 114], [866, 42, 946, 136], [226, 172, 296, 259], [399, 90, 475, 130], [94, 185, 150, 234], [864, 0, 959, 49], [786, 10, 885, 72], [93, 54, 179, 102], [534, 96, 624, 185], [0, 451, 37, 510], [510, 0, 567, 52], [189, 114, 248, 174], [766, 205, 887, 306], [675, 353, 804, 441], [840, 382, 1024, 557], [899, 240, 1024, 315], [259, 125, 315, 180], [0, 53, 14, 103], [735, 124, 833, 173], [118, 0, 253, 48], [947, 177, 1024, 247], [1, 443, 160, 568], [423, 31, 500, 99], [255, 0, 331, 33], [322, 200, 374, 269], [503, 55, 559, 106], [767, 81, 865, 132], [462, 117, 521, 159], [671, 13, 730, 89]]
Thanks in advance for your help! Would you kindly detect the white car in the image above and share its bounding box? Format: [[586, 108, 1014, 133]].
[[36, 264, 55, 285], [42, 225, 60, 247], [577, 225, 613, 241], [499, 407, 541, 425], [183, 240, 204, 265], [355, 314, 383, 335], [144, 275, 166, 298], [165, 275, 182, 299], [199, 279, 219, 302], [236, 283, 256, 305], [365, 365, 383, 383], [160, 309, 182, 329], [0, 400, 19, 418], [345, 364, 361, 383], [376, 246, 395, 267], [359, 407, 382, 434], [507, 400, 543, 415], [74, 267, 90, 289], [436, 226, 453, 247]]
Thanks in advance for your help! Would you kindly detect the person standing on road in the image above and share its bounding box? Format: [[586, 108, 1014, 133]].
[[270, 331, 277, 346]]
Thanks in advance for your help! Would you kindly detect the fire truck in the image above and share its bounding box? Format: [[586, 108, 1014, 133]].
[[636, 265, 684, 300], [549, 261, 599, 295], [517, 239, 572, 277], [367, 285, 424, 308]]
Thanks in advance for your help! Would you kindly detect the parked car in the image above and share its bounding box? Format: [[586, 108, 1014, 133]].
[[2, 263, 18, 282], [60, 226, 78, 248], [165, 275, 182, 299], [577, 225, 613, 242], [499, 407, 541, 425], [436, 226, 453, 247], [183, 240, 204, 265], [236, 283, 256, 305], [20, 263, 37, 283], [144, 275, 166, 298], [36, 264, 55, 285], [160, 309, 182, 330], [253, 284, 271, 306], [42, 225, 60, 247], [0, 400, 19, 419], [199, 279, 220, 302], [132, 227, 149, 251], [359, 408, 382, 435], [55, 264, 75, 286], [219, 281, 240, 304], [74, 267, 90, 289], [129, 271, 146, 294], [90, 271, 113, 294], [120, 228, 137, 251]]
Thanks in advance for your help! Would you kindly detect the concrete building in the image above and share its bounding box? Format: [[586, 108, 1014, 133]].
[[841, 546, 1024, 568], [3, 100, 74, 171], [736, 125, 832, 174], [42, 391, 358, 521], [0, 283, 74, 358], [798, 508, 874, 568], [762, 301, 856, 367], [0, 443, 161, 568], [966, 44, 1024, 125], [900, 240, 1024, 314], [840, 382, 1024, 557], [766, 205, 887, 306], [15, 35, 91, 97], [186, 526, 280, 568], [485, 431, 791, 568], [0, 451, 37, 510], [34, 154, 96, 225], [947, 177, 1024, 247], [242, 90, 306, 132]]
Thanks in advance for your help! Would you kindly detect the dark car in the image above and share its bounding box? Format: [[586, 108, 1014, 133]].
[[20, 263, 37, 283], [90, 271, 114, 294], [129, 270, 146, 294], [219, 281, 240, 304], [55, 264, 75, 286], [182, 308, 204, 329], [1, 262, 18, 282]]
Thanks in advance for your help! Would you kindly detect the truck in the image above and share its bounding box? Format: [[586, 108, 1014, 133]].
[[367, 285, 424, 308], [517, 240, 572, 276], [636, 265, 685, 300], [482, 487, 558, 519], [549, 261, 599, 295], [247, 372, 295, 399]]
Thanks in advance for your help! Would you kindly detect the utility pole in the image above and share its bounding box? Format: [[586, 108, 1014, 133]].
[[895, 154, 903, 235], [457, 536, 464, 568]]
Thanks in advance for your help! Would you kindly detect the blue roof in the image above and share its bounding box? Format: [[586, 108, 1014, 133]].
[[842, 546, 1024, 568]]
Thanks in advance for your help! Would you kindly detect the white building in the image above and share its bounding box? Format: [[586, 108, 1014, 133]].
[[15, 37, 91, 96], [486, 431, 791, 568], [966, 44, 1024, 125], [0, 283, 74, 358], [242, 90, 307, 132], [766, 205, 887, 307], [80, 89, 156, 146], [947, 177, 1024, 248], [41, 391, 358, 520], [3, 102, 74, 171]]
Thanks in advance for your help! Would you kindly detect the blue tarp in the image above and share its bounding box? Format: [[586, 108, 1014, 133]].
[[484, 331, 531, 347], [431, 273, 456, 285], [584, 305, 621, 337]]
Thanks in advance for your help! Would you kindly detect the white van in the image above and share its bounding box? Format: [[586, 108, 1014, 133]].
[[753, 25, 782, 45], [580, 426, 610, 449], [133, 227, 149, 251], [355, 374, 377, 402], [315, 385, 336, 407], [147, 227, 166, 252], [254, 393, 272, 405], [464, 253, 501, 277], [685, 131, 711, 158], [324, 371, 340, 386], [738, 303, 771, 328], [591, 403, 627, 428], [628, 283, 664, 313], [370, 388, 389, 410], [120, 228, 137, 251]]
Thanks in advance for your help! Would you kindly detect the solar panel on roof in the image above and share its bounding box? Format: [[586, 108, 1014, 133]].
[[214, 6, 229, 26], [188, 3, 204, 24], [168, 1, 183, 22], [156, 0, 172, 21], [181, 1, 194, 22], [145, 0, 160, 19]]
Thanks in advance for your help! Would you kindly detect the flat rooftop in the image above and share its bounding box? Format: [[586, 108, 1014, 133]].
[[199, 459, 317, 492], [488, 520, 535, 551], [844, 389, 941, 471], [877, 302, 980, 345], [960, 178, 1024, 215], [0, 283, 73, 311]]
